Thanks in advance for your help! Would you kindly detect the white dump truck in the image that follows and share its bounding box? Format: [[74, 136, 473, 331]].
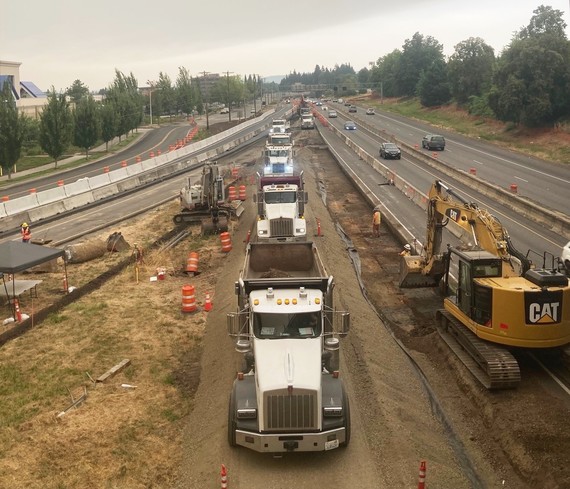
[[262, 144, 294, 176], [227, 241, 351, 453], [269, 118, 290, 134], [301, 114, 315, 129], [254, 173, 307, 241]]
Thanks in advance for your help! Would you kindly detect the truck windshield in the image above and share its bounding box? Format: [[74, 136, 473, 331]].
[[254, 312, 321, 338], [267, 149, 289, 157], [264, 192, 297, 204]]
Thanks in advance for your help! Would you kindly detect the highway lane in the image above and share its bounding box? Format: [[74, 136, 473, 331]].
[[326, 102, 570, 218], [316, 114, 567, 266], [1, 104, 285, 200]]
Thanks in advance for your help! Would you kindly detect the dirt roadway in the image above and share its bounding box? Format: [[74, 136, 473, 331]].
[[174, 129, 518, 489], [2, 123, 568, 488]]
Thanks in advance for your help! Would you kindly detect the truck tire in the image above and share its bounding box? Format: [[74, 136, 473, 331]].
[[228, 389, 237, 447], [341, 390, 351, 447]]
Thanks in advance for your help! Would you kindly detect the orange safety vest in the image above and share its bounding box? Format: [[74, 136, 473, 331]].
[[21, 227, 31, 242], [373, 211, 381, 225]]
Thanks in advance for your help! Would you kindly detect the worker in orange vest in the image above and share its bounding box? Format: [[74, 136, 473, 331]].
[[21, 222, 31, 243], [372, 209, 381, 237]]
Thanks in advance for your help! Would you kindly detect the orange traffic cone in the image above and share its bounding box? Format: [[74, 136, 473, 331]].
[[204, 293, 213, 312], [14, 299, 22, 322], [417, 460, 426, 489], [220, 464, 228, 489]]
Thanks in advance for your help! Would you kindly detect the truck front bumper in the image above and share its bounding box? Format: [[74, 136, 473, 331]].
[[235, 427, 346, 452]]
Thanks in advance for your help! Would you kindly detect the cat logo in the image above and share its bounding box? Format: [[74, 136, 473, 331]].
[[445, 208, 460, 222], [525, 290, 562, 325]]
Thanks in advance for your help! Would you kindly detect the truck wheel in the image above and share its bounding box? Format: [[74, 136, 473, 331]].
[[228, 389, 237, 447], [341, 390, 351, 447]]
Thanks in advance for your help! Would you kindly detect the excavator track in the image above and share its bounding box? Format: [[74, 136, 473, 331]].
[[436, 310, 521, 389]]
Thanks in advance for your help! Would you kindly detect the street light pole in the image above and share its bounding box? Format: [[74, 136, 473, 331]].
[[147, 80, 156, 125], [224, 71, 234, 122], [200, 71, 210, 130]]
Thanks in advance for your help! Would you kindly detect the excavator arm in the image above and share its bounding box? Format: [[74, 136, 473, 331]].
[[400, 180, 520, 287]]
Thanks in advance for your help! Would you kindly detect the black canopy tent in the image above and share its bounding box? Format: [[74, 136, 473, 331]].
[[0, 241, 68, 319]]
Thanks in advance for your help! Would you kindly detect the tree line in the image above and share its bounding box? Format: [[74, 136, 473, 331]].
[[0, 69, 275, 179], [281, 6, 570, 128]]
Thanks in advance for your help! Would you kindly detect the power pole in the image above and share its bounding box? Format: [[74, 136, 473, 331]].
[[201, 71, 210, 130], [224, 71, 234, 122]]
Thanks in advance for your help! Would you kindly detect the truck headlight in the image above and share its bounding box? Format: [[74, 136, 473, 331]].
[[237, 408, 257, 419], [295, 228, 305, 234], [323, 406, 343, 417], [258, 230, 268, 235]]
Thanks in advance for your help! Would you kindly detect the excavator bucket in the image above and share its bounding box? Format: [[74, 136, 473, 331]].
[[399, 256, 440, 288]]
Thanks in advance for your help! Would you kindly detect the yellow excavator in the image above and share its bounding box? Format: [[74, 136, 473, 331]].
[[400, 180, 570, 389]]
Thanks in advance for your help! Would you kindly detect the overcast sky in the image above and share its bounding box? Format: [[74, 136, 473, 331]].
[[2, 0, 569, 92]]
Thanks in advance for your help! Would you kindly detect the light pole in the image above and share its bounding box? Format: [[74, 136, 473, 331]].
[[201, 71, 210, 130], [147, 80, 156, 125], [224, 71, 234, 122]]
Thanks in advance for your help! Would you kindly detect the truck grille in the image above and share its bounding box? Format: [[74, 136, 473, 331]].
[[270, 218, 293, 237], [264, 389, 318, 431]]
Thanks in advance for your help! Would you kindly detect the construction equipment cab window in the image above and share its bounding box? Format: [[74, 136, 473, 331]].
[[254, 312, 321, 338]]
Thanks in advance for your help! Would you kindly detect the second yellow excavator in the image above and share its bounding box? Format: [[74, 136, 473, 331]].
[[400, 180, 570, 389]]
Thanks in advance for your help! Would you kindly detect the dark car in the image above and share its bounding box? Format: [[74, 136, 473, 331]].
[[380, 142, 401, 160], [422, 134, 445, 151], [348, 105, 357, 113], [344, 121, 357, 130]]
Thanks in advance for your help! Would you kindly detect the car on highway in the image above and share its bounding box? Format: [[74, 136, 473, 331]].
[[366, 108, 375, 115], [328, 110, 338, 118], [345, 101, 352, 107], [422, 134, 446, 151], [220, 107, 229, 114], [344, 121, 357, 130], [348, 105, 357, 113], [379, 142, 401, 160], [562, 241, 570, 275]]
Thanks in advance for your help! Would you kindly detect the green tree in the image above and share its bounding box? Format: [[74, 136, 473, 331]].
[[157, 72, 176, 120], [39, 88, 73, 169], [100, 102, 117, 151], [105, 70, 142, 140], [66, 79, 89, 103], [396, 32, 444, 96], [176, 67, 197, 116], [73, 95, 100, 158], [0, 82, 28, 179], [370, 50, 401, 98], [417, 59, 451, 107], [447, 37, 495, 105], [489, 6, 570, 126]]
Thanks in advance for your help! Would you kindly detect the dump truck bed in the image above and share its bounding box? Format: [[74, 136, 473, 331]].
[[244, 242, 325, 278]]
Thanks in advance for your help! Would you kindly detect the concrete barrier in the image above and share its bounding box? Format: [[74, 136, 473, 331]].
[[64, 178, 93, 197], [0, 108, 283, 232], [4, 194, 40, 214], [36, 187, 67, 206]]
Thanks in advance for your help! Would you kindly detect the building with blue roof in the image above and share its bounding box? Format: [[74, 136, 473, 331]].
[[0, 60, 48, 118]]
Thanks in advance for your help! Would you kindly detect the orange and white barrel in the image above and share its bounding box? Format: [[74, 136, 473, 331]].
[[239, 185, 246, 201], [181, 285, 197, 313], [220, 232, 232, 253], [186, 252, 199, 274], [228, 186, 237, 201]]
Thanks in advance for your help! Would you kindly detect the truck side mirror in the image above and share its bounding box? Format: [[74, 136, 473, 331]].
[[304, 191, 308, 203], [253, 194, 257, 204]]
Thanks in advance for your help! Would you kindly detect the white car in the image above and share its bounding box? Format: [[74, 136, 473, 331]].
[[220, 108, 229, 114], [561, 241, 570, 275]]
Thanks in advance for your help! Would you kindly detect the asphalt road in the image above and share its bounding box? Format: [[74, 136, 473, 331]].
[[326, 101, 570, 218]]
